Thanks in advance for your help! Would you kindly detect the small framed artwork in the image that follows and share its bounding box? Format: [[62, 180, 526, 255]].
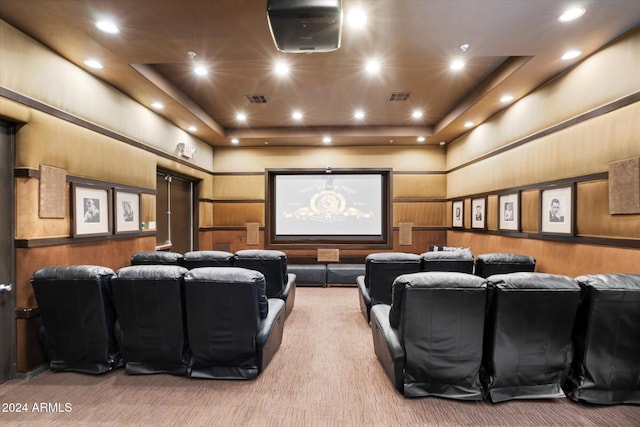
[[452, 200, 464, 228], [72, 183, 112, 237], [540, 184, 575, 235], [114, 190, 140, 234], [471, 197, 486, 229], [499, 192, 520, 231]]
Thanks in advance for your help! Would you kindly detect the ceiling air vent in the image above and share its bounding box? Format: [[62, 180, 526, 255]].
[[388, 92, 411, 101], [246, 94, 268, 104]]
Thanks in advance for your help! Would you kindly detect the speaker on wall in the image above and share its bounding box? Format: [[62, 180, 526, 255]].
[[267, 0, 343, 53]]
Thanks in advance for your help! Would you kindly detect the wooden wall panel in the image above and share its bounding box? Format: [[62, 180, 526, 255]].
[[448, 231, 640, 276], [521, 189, 539, 233], [393, 174, 446, 198], [199, 201, 213, 228], [212, 203, 264, 226], [577, 180, 640, 238], [212, 175, 265, 200], [487, 194, 498, 231], [393, 202, 446, 227], [141, 193, 155, 229], [15, 235, 157, 308]]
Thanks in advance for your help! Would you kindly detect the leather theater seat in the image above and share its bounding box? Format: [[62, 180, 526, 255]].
[[183, 267, 286, 380], [563, 273, 640, 405], [234, 249, 296, 318], [111, 265, 191, 375], [30, 265, 123, 374], [482, 272, 580, 403], [371, 271, 486, 399], [420, 249, 474, 274], [357, 252, 421, 323], [183, 250, 234, 269], [474, 253, 536, 278], [130, 251, 184, 266]]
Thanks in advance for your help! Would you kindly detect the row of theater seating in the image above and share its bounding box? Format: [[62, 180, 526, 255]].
[[131, 249, 296, 318], [358, 251, 536, 322], [30, 255, 297, 379], [370, 271, 640, 405]]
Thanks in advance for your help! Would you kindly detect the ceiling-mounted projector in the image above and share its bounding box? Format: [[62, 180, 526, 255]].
[[267, 0, 343, 53]]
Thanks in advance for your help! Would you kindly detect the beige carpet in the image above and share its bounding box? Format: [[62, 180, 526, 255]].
[[1, 287, 639, 426]]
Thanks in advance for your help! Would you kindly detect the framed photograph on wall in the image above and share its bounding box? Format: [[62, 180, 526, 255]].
[[499, 192, 520, 231], [471, 197, 486, 229], [72, 183, 112, 237], [114, 190, 140, 234], [540, 184, 575, 235], [452, 200, 464, 228]]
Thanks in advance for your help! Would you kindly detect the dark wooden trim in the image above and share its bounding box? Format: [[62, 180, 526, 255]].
[[15, 308, 40, 319], [448, 91, 640, 174], [14, 168, 39, 178], [1, 87, 214, 177], [210, 199, 266, 204], [211, 172, 266, 176], [15, 232, 156, 248], [392, 171, 446, 175], [393, 198, 448, 203]]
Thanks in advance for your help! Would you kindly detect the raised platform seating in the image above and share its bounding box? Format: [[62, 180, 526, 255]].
[[287, 264, 327, 287], [327, 264, 365, 287]]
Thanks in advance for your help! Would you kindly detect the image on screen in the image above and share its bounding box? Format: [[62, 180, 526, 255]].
[[274, 174, 383, 237]]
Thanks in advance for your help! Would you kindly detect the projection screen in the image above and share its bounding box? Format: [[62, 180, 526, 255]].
[[268, 170, 390, 244]]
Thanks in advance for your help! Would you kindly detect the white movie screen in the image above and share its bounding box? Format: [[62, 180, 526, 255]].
[[274, 174, 383, 236]]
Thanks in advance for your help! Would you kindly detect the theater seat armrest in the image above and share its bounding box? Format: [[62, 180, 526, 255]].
[[282, 273, 296, 299], [357, 276, 370, 304], [257, 298, 286, 346], [370, 304, 405, 392]]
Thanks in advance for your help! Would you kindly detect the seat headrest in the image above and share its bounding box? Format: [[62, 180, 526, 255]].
[[395, 271, 485, 289], [366, 252, 421, 263], [486, 272, 578, 290], [32, 265, 115, 281], [116, 265, 188, 280], [476, 253, 536, 265], [421, 250, 473, 261], [185, 267, 265, 285], [183, 250, 234, 261], [130, 251, 184, 265], [234, 249, 286, 261], [575, 273, 640, 290]]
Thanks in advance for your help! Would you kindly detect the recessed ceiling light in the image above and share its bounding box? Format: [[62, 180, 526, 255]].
[[450, 59, 465, 71], [187, 126, 197, 132], [439, 141, 446, 146], [562, 50, 582, 60], [354, 110, 365, 120], [292, 111, 303, 120], [347, 7, 367, 29], [236, 112, 247, 122], [417, 136, 425, 143], [559, 7, 585, 22], [323, 136, 332, 144], [84, 59, 103, 69], [365, 58, 381, 74], [231, 138, 239, 144], [151, 102, 164, 109], [500, 94, 514, 103], [274, 61, 290, 76], [411, 110, 424, 119], [194, 65, 208, 76], [464, 121, 474, 128], [95, 20, 119, 34]]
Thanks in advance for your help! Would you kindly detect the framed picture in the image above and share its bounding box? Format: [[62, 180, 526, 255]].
[[452, 200, 464, 228], [114, 190, 140, 234], [471, 197, 486, 229], [540, 184, 575, 235], [72, 183, 112, 237], [499, 192, 520, 231]]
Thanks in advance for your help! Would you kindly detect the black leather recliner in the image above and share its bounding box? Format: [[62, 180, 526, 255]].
[[233, 249, 296, 318], [31, 265, 123, 374], [111, 265, 191, 375], [420, 249, 474, 274], [183, 267, 285, 380], [183, 250, 234, 269], [474, 253, 536, 278], [357, 252, 421, 323], [371, 271, 486, 399], [563, 273, 640, 405], [482, 272, 580, 403], [130, 251, 184, 266]]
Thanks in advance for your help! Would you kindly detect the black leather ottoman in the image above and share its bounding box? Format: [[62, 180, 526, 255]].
[[287, 264, 327, 287], [326, 264, 365, 287]]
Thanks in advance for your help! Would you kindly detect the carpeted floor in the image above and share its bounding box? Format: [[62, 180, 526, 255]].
[[1, 287, 638, 426]]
